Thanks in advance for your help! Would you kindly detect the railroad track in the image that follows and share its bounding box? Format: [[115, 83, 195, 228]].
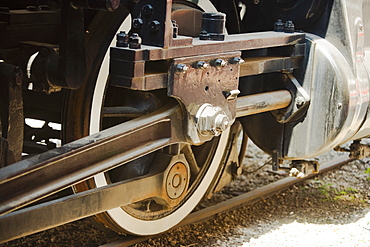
[[100, 156, 354, 247]]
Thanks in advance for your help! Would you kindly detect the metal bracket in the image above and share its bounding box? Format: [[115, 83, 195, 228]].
[[288, 160, 320, 178], [272, 73, 310, 123], [335, 140, 370, 159], [169, 52, 241, 144]]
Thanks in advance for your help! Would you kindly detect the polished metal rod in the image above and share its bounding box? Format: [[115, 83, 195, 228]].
[[236, 90, 292, 118]]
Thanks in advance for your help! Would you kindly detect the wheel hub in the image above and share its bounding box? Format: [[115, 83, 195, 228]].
[[166, 162, 189, 199]]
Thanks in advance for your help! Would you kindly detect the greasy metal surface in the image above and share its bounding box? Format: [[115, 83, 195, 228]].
[[169, 51, 240, 112], [0, 101, 182, 215], [0, 169, 165, 243], [273, 73, 310, 123], [102, 106, 148, 118], [0, 153, 194, 243], [110, 32, 305, 61], [169, 52, 240, 144], [110, 44, 304, 91], [165, 159, 189, 200], [236, 90, 292, 118], [100, 156, 354, 247], [239, 56, 301, 77], [49, 2, 86, 89]]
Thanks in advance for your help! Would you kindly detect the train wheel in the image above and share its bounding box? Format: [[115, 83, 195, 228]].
[[63, 2, 238, 236]]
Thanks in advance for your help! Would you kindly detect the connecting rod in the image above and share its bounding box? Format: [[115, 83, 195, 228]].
[[0, 89, 292, 217], [0, 89, 293, 242]]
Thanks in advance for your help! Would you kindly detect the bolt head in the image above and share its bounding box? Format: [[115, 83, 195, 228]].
[[132, 18, 144, 29], [223, 89, 240, 101], [232, 57, 245, 65], [215, 59, 227, 67], [196, 104, 230, 136], [274, 19, 284, 32], [142, 4, 153, 15], [149, 20, 161, 32], [284, 20, 295, 33], [176, 64, 189, 73], [26, 6, 37, 11], [116, 31, 128, 47], [196, 61, 209, 69], [276, 113, 285, 122], [295, 96, 305, 107], [129, 33, 142, 49], [38, 5, 50, 11]]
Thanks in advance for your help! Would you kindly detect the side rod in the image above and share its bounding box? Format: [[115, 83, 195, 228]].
[[0, 169, 166, 243], [0, 90, 293, 242], [0, 101, 182, 215], [0, 90, 292, 216]]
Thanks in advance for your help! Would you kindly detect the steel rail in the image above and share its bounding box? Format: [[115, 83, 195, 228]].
[[100, 156, 354, 247]]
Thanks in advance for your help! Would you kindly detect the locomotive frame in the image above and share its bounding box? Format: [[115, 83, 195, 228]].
[[1, 0, 370, 243]]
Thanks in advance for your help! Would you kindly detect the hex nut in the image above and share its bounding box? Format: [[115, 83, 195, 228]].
[[149, 20, 161, 32], [223, 89, 240, 101], [284, 20, 295, 33], [116, 31, 128, 47], [132, 18, 144, 29], [196, 104, 230, 136], [295, 96, 305, 108], [129, 33, 142, 49], [176, 64, 189, 73], [214, 59, 227, 67], [231, 57, 245, 64], [142, 4, 153, 16], [196, 61, 209, 69], [274, 19, 284, 32]]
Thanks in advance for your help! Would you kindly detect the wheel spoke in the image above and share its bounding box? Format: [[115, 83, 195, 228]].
[[181, 144, 200, 180]]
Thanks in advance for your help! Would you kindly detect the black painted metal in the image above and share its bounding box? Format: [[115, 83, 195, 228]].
[[48, 1, 86, 89], [72, 0, 120, 11], [0, 62, 23, 166], [130, 0, 170, 47], [200, 12, 226, 41]]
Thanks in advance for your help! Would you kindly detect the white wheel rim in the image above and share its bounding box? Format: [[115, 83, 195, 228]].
[[89, 3, 228, 235]]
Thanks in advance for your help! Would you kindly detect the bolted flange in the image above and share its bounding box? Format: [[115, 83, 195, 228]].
[[166, 162, 189, 199]]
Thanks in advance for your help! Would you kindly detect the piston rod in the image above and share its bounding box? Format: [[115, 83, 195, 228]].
[[236, 90, 292, 118]]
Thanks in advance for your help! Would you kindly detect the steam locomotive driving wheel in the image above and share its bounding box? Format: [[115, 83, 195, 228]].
[[63, 2, 237, 236]]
